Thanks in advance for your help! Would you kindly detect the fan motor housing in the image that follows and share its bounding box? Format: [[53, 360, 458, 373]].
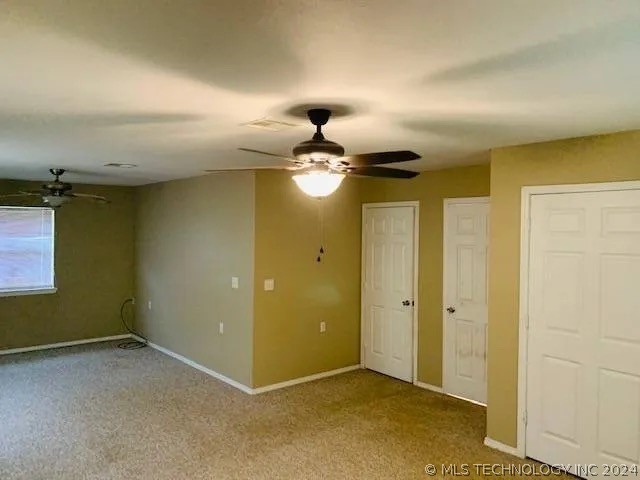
[[44, 181, 72, 194], [292, 137, 345, 161]]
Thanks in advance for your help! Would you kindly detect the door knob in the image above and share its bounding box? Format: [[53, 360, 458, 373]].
[[446, 306, 456, 313], [402, 300, 412, 306]]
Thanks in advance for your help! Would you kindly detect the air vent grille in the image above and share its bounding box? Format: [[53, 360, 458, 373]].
[[104, 163, 137, 168], [242, 118, 299, 132]]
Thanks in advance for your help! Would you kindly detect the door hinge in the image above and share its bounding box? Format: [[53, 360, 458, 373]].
[[523, 410, 528, 426]]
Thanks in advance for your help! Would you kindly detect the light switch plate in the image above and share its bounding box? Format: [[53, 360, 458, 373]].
[[264, 278, 275, 291], [231, 277, 239, 289]]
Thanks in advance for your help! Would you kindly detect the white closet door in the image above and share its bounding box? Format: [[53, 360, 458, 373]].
[[526, 188, 640, 478], [443, 199, 489, 404], [362, 206, 415, 382]]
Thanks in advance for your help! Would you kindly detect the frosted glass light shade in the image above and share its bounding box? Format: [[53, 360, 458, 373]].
[[292, 171, 345, 198], [43, 195, 70, 207]]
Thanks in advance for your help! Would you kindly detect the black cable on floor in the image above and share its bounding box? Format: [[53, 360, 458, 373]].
[[117, 298, 148, 350]]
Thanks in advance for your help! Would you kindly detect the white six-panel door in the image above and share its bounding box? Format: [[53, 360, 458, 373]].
[[443, 198, 489, 404], [526, 188, 640, 477], [362, 205, 415, 382]]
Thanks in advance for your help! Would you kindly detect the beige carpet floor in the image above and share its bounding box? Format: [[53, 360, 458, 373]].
[[0, 342, 568, 480]]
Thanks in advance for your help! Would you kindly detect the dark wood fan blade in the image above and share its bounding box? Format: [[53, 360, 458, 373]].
[[336, 150, 420, 167], [0, 193, 45, 206], [205, 167, 298, 173], [0, 192, 41, 198], [346, 166, 419, 179], [206, 168, 266, 172], [67, 193, 110, 203], [238, 148, 301, 164]]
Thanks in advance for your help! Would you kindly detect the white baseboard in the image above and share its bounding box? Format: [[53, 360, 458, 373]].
[[147, 338, 361, 395], [146, 338, 361, 395], [415, 381, 488, 407], [484, 437, 523, 458], [0, 334, 132, 356], [446, 392, 487, 407], [144, 340, 254, 395], [414, 380, 443, 393], [2, 333, 362, 397], [252, 365, 362, 394]]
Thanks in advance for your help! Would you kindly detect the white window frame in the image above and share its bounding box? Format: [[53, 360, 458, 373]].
[[0, 206, 57, 298]]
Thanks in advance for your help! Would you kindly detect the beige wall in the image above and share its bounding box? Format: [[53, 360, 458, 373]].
[[487, 129, 640, 447], [0, 180, 135, 349], [252, 171, 362, 387], [359, 164, 491, 386], [135, 172, 255, 386]]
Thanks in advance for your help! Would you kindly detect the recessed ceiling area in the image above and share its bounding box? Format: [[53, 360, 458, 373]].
[[1, 0, 639, 186]]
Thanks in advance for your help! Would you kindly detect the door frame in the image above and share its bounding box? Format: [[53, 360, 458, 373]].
[[516, 180, 640, 458], [442, 196, 490, 405], [361, 201, 420, 384]]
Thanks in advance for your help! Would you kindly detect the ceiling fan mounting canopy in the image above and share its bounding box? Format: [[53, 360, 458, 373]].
[[307, 108, 332, 127]]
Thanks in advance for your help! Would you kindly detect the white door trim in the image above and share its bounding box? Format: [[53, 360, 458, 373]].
[[442, 196, 490, 405], [444, 196, 489, 206], [516, 180, 640, 458], [361, 201, 420, 384]]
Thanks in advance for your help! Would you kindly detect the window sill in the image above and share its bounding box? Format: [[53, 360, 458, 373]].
[[0, 288, 57, 298]]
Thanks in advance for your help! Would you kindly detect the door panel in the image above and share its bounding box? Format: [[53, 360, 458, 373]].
[[597, 369, 640, 464], [526, 188, 640, 477], [454, 319, 474, 379], [540, 355, 580, 445], [542, 252, 584, 333], [443, 199, 489, 404], [370, 306, 385, 355], [363, 206, 415, 382], [600, 255, 640, 343]]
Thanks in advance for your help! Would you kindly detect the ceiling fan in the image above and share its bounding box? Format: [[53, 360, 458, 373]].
[[0, 169, 109, 207], [214, 109, 421, 197]]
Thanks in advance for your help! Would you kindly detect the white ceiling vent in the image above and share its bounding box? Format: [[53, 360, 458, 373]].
[[104, 163, 138, 168], [241, 118, 299, 132]]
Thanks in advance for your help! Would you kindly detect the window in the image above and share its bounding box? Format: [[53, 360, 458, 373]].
[[0, 207, 55, 296]]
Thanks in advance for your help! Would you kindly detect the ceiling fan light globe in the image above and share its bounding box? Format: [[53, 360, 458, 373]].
[[43, 195, 70, 207], [292, 171, 345, 198]]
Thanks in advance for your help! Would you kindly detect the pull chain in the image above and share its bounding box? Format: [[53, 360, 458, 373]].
[[317, 198, 325, 262]]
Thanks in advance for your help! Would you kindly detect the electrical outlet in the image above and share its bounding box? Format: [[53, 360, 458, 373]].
[[131, 297, 136, 305], [147, 301, 152, 310], [231, 277, 239, 289], [264, 278, 275, 291], [320, 321, 326, 333], [219, 322, 224, 335]]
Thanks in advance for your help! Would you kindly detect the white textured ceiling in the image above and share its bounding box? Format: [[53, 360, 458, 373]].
[[1, 0, 639, 185]]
